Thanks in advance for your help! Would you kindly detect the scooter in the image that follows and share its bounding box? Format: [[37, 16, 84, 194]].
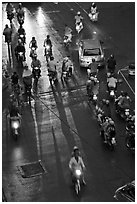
[[10, 116, 20, 140], [116, 106, 130, 121], [101, 125, 116, 150], [73, 168, 82, 195], [108, 87, 116, 100], [88, 12, 99, 22], [75, 21, 83, 34]]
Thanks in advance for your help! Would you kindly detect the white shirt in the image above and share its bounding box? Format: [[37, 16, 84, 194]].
[[69, 156, 85, 171]]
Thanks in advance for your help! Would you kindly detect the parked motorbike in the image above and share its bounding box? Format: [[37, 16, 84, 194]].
[[10, 116, 20, 140], [75, 21, 83, 34], [88, 12, 99, 22]]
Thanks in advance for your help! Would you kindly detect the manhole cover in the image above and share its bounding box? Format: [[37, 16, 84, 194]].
[[17, 160, 47, 178]]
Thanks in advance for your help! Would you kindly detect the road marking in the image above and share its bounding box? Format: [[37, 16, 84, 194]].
[[74, 2, 88, 15], [118, 69, 135, 95], [31, 102, 41, 159]]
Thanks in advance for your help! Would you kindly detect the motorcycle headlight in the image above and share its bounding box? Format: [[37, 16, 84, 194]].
[[32, 47, 35, 50], [20, 35, 24, 38], [110, 91, 114, 96], [75, 169, 81, 176], [125, 109, 129, 115], [12, 121, 19, 129], [93, 95, 97, 100], [46, 45, 50, 50]]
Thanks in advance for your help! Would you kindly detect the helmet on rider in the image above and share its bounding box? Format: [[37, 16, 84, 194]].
[[92, 2, 96, 8], [73, 146, 79, 152], [32, 37, 35, 40], [77, 11, 81, 16], [47, 35, 50, 39], [64, 57, 69, 62], [19, 3, 22, 8]]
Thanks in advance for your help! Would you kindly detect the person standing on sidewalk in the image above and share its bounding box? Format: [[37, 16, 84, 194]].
[[3, 24, 12, 43]]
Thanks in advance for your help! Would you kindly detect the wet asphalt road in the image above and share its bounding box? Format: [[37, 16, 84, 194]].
[[2, 2, 135, 202]]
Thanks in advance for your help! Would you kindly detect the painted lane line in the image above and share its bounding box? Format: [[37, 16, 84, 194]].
[[119, 70, 135, 95], [45, 10, 60, 14]]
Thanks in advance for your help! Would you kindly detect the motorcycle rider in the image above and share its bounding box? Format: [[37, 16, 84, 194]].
[[29, 37, 38, 49], [107, 54, 116, 73], [61, 56, 73, 79], [87, 58, 98, 78], [8, 95, 21, 123], [31, 55, 41, 78], [3, 24, 12, 43], [107, 74, 117, 91], [14, 39, 26, 61], [64, 24, 72, 42], [47, 56, 57, 78], [86, 76, 97, 99], [90, 2, 98, 14], [6, 3, 14, 20], [69, 146, 86, 185], [75, 11, 83, 24], [16, 3, 25, 22], [115, 91, 131, 113], [44, 35, 53, 57], [18, 24, 26, 44], [102, 118, 115, 143]]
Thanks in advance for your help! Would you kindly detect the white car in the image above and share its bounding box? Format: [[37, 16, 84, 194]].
[[78, 39, 105, 68]]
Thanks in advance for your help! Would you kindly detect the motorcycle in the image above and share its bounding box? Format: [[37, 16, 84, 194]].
[[17, 15, 24, 25], [18, 33, 25, 45], [25, 84, 32, 104], [17, 52, 25, 63], [48, 70, 58, 84], [63, 34, 72, 48], [33, 67, 41, 89], [125, 132, 135, 152], [116, 106, 130, 121], [29, 47, 37, 60], [108, 87, 116, 100], [75, 21, 83, 34], [72, 168, 83, 195], [44, 45, 52, 63], [10, 116, 20, 140], [88, 12, 99, 22], [101, 125, 117, 150], [62, 64, 74, 81]]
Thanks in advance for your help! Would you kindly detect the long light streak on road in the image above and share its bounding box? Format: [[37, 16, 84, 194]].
[[31, 102, 41, 160], [119, 69, 135, 95]]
